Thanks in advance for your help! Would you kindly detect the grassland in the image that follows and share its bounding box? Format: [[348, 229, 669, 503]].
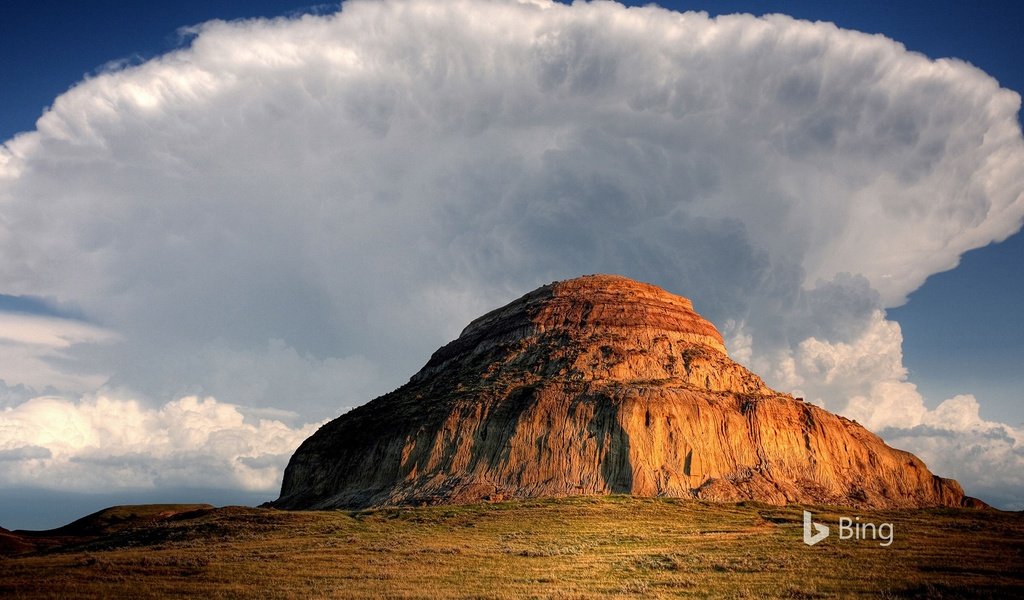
[[1, 496, 1021, 598]]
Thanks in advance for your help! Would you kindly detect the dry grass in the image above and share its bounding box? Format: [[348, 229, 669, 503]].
[[1, 497, 1022, 598]]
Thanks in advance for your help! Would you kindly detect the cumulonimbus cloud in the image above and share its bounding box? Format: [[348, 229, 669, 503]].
[[0, 0, 1022, 503]]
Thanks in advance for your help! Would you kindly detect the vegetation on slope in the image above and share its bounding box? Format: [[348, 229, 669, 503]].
[[1, 497, 1021, 598]]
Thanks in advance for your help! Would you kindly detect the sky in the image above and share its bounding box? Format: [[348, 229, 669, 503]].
[[0, 0, 1022, 528]]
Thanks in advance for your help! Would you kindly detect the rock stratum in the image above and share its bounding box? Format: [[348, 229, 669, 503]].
[[276, 275, 970, 510]]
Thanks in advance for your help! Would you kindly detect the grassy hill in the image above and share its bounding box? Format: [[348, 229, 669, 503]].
[[1, 496, 1021, 598]]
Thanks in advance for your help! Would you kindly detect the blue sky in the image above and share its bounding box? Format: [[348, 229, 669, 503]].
[[0, 0, 1021, 527]]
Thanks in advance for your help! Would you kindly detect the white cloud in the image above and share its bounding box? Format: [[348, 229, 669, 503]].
[[0, 394, 322, 492], [761, 310, 906, 411], [0, 312, 111, 348], [0, 0, 1022, 503], [759, 309, 1024, 504], [0, 313, 113, 394], [881, 397, 1024, 510]]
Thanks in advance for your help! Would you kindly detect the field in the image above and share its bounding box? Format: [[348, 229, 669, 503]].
[[1, 497, 1022, 598]]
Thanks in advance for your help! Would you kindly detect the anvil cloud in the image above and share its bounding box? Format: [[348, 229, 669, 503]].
[[0, 0, 1022, 505]]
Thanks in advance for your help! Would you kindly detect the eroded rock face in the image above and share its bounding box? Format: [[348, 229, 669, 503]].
[[276, 275, 967, 509]]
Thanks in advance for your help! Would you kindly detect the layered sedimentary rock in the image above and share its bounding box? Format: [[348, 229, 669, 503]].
[[276, 275, 967, 510]]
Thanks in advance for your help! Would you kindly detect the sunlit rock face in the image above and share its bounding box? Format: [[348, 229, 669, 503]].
[[276, 275, 966, 509]]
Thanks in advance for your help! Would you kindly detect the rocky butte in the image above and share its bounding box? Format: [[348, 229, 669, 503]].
[[275, 274, 972, 510]]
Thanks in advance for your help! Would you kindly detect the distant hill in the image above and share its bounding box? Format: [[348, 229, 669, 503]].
[[2, 504, 214, 555]]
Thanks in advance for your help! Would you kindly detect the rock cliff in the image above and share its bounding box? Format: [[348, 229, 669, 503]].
[[275, 275, 968, 509]]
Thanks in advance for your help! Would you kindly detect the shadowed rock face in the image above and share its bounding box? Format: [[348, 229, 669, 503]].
[[276, 275, 967, 510]]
